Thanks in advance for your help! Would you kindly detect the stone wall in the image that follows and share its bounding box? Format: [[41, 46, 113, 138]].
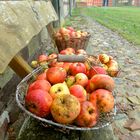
[[0, 27, 56, 140]]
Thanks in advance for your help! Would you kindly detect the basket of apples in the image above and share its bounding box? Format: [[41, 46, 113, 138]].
[[16, 48, 117, 131], [54, 27, 90, 52]]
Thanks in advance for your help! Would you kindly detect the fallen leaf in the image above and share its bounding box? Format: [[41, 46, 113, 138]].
[[127, 96, 140, 105], [124, 118, 140, 131]]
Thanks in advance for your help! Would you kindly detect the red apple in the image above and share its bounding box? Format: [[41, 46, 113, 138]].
[[65, 47, 75, 54], [67, 27, 75, 32], [48, 53, 57, 60], [75, 101, 98, 127], [48, 59, 57, 67], [59, 49, 67, 55], [69, 62, 86, 76], [93, 89, 114, 113], [69, 84, 87, 103], [52, 61, 64, 68], [38, 54, 48, 63], [60, 49, 74, 55], [46, 67, 67, 84], [89, 74, 115, 92], [36, 72, 47, 80], [25, 89, 52, 117], [49, 82, 70, 99], [75, 73, 88, 87], [62, 62, 72, 72], [89, 91, 97, 106], [88, 66, 107, 79], [86, 69, 90, 78], [85, 80, 92, 93], [70, 31, 76, 38], [28, 79, 51, 93], [76, 49, 87, 55], [59, 27, 69, 34]]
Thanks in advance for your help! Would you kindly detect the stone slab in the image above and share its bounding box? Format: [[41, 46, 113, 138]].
[[17, 117, 116, 140]]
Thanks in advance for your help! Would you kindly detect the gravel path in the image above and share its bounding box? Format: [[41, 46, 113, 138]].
[[69, 15, 140, 140]]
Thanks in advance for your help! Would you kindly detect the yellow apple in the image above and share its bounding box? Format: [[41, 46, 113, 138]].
[[98, 54, 110, 64], [106, 60, 118, 68], [65, 76, 75, 88], [49, 82, 70, 99], [107, 66, 119, 77], [31, 60, 38, 68]]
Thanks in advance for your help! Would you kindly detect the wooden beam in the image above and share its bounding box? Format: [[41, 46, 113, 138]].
[[47, 23, 55, 38], [9, 54, 33, 78], [47, 23, 58, 50]]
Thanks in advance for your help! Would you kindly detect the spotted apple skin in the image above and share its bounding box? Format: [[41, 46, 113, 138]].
[[95, 89, 114, 113], [90, 74, 115, 92], [75, 101, 98, 127], [51, 94, 80, 124]]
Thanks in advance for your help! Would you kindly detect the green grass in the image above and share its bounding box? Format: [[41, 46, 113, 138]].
[[72, 7, 140, 45]]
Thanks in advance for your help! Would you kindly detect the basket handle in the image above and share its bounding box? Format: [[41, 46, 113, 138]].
[[57, 54, 86, 62]]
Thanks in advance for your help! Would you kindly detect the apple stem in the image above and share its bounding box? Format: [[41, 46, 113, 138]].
[[85, 59, 99, 74]]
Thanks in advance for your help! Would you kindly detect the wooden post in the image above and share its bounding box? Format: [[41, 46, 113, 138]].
[[69, 0, 72, 16], [47, 23, 58, 51], [9, 54, 33, 78]]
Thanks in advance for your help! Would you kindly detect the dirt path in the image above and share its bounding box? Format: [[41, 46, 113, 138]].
[[69, 15, 140, 140]]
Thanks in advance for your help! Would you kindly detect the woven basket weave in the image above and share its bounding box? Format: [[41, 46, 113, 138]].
[[55, 33, 91, 52]]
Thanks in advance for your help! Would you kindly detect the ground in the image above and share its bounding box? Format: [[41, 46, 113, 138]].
[[9, 14, 140, 140], [71, 14, 140, 140]]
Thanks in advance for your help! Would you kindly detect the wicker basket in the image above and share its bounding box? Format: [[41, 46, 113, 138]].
[[16, 65, 117, 131], [54, 32, 91, 52]]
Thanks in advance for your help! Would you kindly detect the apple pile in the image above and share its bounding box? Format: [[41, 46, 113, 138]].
[[54, 27, 90, 52], [26, 48, 116, 128], [54, 27, 89, 41], [98, 53, 120, 77], [30, 48, 88, 69]]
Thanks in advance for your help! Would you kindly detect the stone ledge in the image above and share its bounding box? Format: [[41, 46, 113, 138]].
[[0, 111, 10, 140], [17, 117, 116, 140]]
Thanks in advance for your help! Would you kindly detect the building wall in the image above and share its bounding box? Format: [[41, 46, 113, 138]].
[[0, 26, 56, 140], [63, 0, 70, 17], [132, 0, 140, 6], [76, 0, 113, 7]]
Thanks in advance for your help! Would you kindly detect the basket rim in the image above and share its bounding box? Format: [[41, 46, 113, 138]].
[[16, 66, 117, 131]]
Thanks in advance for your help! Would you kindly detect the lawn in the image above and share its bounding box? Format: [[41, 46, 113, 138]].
[[72, 7, 140, 45]]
